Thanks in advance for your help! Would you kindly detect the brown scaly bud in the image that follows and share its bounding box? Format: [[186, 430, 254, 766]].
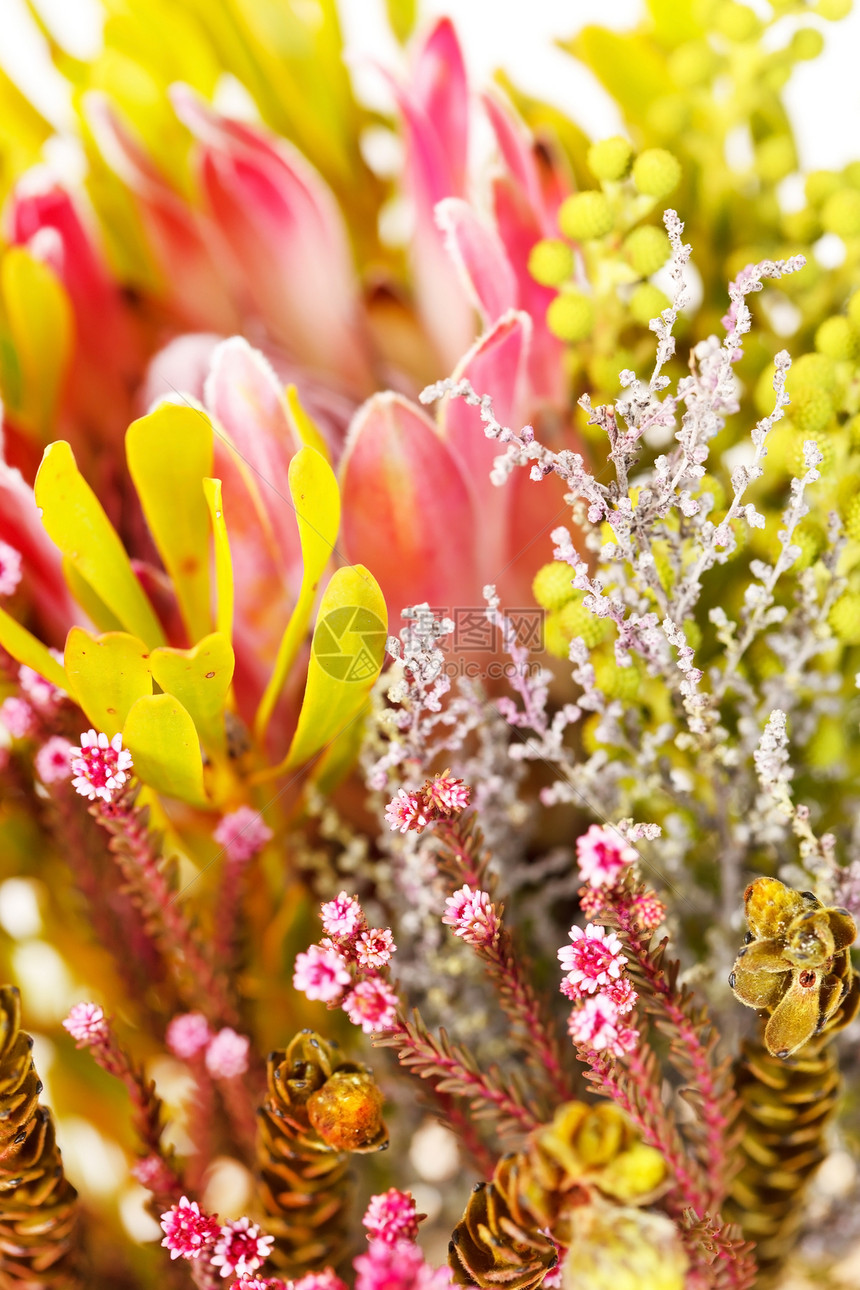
[[726, 878, 859, 1276], [448, 1100, 668, 1287], [0, 986, 80, 1289], [256, 1030, 388, 1277]]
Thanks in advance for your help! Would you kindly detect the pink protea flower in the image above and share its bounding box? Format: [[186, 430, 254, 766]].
[[62, 1002, 109, 1047], [442, 886, 500, 949], [363, 1189, 421, 1244], [356, 928, 396, 969], [575, 825, 638, 889], [342, 978, 399, 1034], [206, 1028, 250, 1079], [160, 1196, 221, 1261], [166, 1012, 212, 1060], [320, 892, 364, 939], [34, 735, 75, 784], [214, 806, 273, 863], [384, 789, 427, 835], [211, 1217, 275, 1279], [0, 539, 22, 596], [421, 773, 471, 816], [558, 924, 627, 997], [632, 891, 667, 930], [293, 943, 352, 1002], [0, 696, 35, 739], [70, 729, 133, 803]]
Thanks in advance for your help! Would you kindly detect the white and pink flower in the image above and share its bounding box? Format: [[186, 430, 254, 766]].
[[575, 825, 638, 889], [558, 924, 627, 996], [70, 729, 133, 803], [293, 943, 351, 1003]]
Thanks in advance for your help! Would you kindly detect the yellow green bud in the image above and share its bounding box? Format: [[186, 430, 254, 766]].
[[623, 225, 671, 277], [533, 561, 575, 611], [822, 188, 860, 237], [755, 136, 797, 184], [593, 656, 642, 701], [848, 413, 860, 450], [547, 290, 595, 342], [791, 390, 836, 438], [791, 351, 839, 394], [694, 473, 728, 512], [559, 599, 612, 649], [805, 716, 847, 771], [829, 591, 860, 643], [632, 149, 682, 198], [816, 0, 852, 18], [713, 2, 762, 39], [528, 238, 574, 287], [544, 612, 572, 659], [587, 136, 633, 182], [629, 283, 670, 325], [589, 349, 636, 393], [843, 160, 860, 189], [815, 315, 858, 360], [781, 207, 820, 242], [788, 519, 827, 568], [847, 291, 860, 329], [845, 494, 860, 541], [646, 95, 691, 138], [668, 40, 719, 87], [559, 191, 614, 241], [805, 170, 840, 207], [790, 27, 826, 59]]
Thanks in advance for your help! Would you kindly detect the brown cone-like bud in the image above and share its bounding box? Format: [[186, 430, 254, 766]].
[[256, 1030, 387, 1276], [0, 985, 80, 1288], [449, 1169, 557, 1290]]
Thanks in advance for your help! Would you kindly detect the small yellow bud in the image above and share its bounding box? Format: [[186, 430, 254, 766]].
[[805, 716, 847, 771], [544, 612, 572, 659], [693, 473, 728, 512], [713, 2, 762, 40], [781, 207, 821, 242], [532, 561, 575, 611], [559, 599, 612, 649], [623, 225, 671, 277], [815, 315, 858, 360], [843, 160, 860, 189], [632, 148, 682, 198], [847, 291, 860, 329], [668, 40, 720, 87], [528, 238, 574, 287], [629, 283, 670, 325], [844, 494, 860, 542], [822, 188, 860, 237], [790, 27, 826, 60], [791, 391, 836, 438], [829, 591, 860, 643], [755, 136, 796, 183], [646, 95, 691, 138], [558, 191, 614, 241], [587, 136, 633, 182], [547, 290, 595, 342], [848, 413, 860, 450], [593, 656, 641, 701], [816, 0, 852, 18]]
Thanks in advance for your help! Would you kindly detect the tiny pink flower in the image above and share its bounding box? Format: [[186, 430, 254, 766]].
[[575, 824, 638, 889], [577, 887, 608, 921], [422, 773, 471, 816], [233, 1279, 288, 1290], [354, 1239, 453, 1290], [384, 789, 427, 834], [63, 1002, 109, 1047], [0, 540, 22, 597], [293, 943, 352, 1003], [132, 1154, 176, 1194], [320, 892, 364, 939], [558, 924, 627, 997], [442, 886, 500, 949], [211, 1217, 274, 1279], [363, 1189, 421, 1244], [603, 976, 638, 1015], [206, 1028, 250, 1079], [19, 664, 65, 709], [1, 695, 35, 739], [292, 1274, 348, 1290], [160, 1196, 221, 1260], [632, 891, 667, 930], [214, 806, 273, 863], [342, 978, 399, 1034], [567, 993, 622, 1052], [70, 729, 133, 803], [611, 1026, 640, 1057], [35, 736, 75, 784], [356, 928, 396, 969], [166, 1012, 212, 1059]]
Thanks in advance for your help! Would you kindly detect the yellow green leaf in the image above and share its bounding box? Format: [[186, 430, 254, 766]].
[[35, 441, 166, 647], [126, 403, 214, 644], [278, 564, 386, 774], [64, 627, 152, 738], [62, 558, 124, 632], [203, 478, 234, 642], [150, 633, 234, 755], [1, 247, 73, 439], [645, 0, 702, 47], [254, 446, 340, 742], [384, 0, 417, 43], [123, 693, 207, 806], [560, 27, 668, 119], [0, 606, 67, 691], [285, 384, 330, 461], [307, 698, 370, 796]]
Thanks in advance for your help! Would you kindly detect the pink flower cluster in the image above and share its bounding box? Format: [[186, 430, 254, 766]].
[[362, 1189, 421, 1244], [442, 886, 501, 950], [354, 1240, 453, 1290], [63, 1001, 110, 1047], [165, 1013, 250, 1078], [384, 772, 471, 835], [0, 539, 22, 597], [293, 894, 399, 1035], [558, 924, 639, 1058], [160, 1199, 274, 1279], [214, 806, 273, 863], [575, 825, 666, 932], [70, 729, 133, 803]]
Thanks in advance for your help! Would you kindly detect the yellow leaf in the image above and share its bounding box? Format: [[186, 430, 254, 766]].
[[254, 446, 340, 742], [0, 606, 67, 691], [64, 627, 152, 738], [285, 384, 330, 461], [203, 478, 234, 642], [560, 28, 668, 118], [35, 441, 166, 647], [150, 633, 234, 755], [267, 564, 386, 776], [1, 247, 73, 439], [384, 0, 417, 43], [126, 404, 213, 645], [123, 693, 208, 806], [62, 558, 124, 632]]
